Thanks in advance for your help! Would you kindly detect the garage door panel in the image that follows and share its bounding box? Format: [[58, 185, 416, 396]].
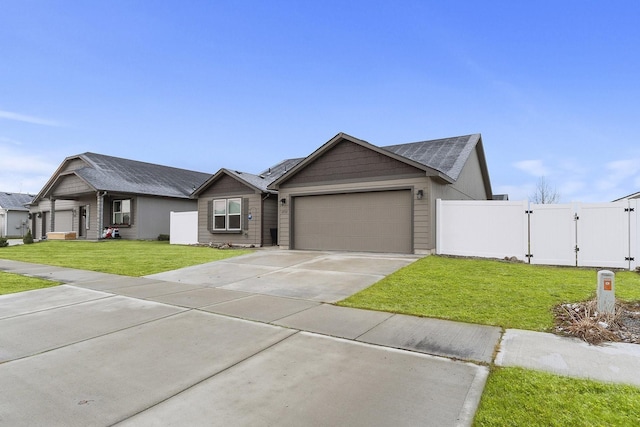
[[293, 191, 412, 253], [54, 211, 74, 232]]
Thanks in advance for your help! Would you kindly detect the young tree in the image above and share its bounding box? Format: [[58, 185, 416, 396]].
[[530, 176, 560, 204]]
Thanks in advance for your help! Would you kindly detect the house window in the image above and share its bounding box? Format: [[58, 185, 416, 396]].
[[113, 199, 131, 225], [213, 198, 241, 231]]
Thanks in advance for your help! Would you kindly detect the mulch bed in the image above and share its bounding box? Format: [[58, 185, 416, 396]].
[[554, 300, 640, 345]]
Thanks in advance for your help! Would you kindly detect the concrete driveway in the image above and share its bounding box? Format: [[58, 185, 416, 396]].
[[145, 249, 423, 303], [0, 251, 497, 426]]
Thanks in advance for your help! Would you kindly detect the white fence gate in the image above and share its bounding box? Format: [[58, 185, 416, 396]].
[[436, 199, 639, 270], [169, 211, 198, 245]]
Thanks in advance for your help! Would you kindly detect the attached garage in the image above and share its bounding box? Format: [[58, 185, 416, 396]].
[[268, 132, 494, 254], [292, 190, 413, 253]]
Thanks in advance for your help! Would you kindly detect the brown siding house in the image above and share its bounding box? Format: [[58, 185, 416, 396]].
[[267, 132, 493, 254], [192, 159, 303, 247]]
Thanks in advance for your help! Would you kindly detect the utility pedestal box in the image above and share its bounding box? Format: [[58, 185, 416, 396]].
[[597, 270, 615, 314]]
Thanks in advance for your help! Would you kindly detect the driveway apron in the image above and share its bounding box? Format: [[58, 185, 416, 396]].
[[0, 251, 493, 426], [145, 250, 422, 303]]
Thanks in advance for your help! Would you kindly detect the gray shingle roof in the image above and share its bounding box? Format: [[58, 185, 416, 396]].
[[382, 134, 480, 181], [195, 158, 305, 196], [258, 158, 305, 182], [0, 192, 34, 211], [73, 153, 211, 198], [224, 170, 272, 193]]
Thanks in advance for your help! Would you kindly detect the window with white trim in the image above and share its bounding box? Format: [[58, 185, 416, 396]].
[[213, 198, 241, 231], [112, 199, 131, 225]]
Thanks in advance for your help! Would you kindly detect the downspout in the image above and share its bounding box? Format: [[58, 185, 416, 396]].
[[49, 198, 56, 236], [0, 209, 6, 237], [261, 193, 271, 247], [96, 191, 107, 239]]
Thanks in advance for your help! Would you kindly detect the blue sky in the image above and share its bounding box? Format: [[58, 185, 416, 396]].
[[1, 1, 639, 202]]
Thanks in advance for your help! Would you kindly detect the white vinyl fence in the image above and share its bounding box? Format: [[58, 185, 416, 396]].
[[436, 199, 639, 270], [169, 211, 198, 245]]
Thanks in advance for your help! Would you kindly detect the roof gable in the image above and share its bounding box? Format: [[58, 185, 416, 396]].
[[270, 138, 424, 187], [268, 132, 477, 189], [34, 153, 211, 202], [192, 158, 304, 197]]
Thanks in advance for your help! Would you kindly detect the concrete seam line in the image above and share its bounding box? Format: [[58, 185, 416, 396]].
[[267, 302, 322, 323], [0, 294, 115, 321], [108, 330, 301, 427], [353, 312, 397, 340], [1, 308, 191, 364]]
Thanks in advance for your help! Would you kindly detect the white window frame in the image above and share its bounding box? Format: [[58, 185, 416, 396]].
[[112, 199, 131, 225], [213, 198, 241, 231]]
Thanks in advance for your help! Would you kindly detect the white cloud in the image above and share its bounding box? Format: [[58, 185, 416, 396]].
[[0, 136, 24, 145], [0, 146, 57, 174], [595, 158, 640, 191], [513, 159, 549, 177], [0, 109, 64, 127], [0, 146, 58, 193], [558, 180, 586, 197]]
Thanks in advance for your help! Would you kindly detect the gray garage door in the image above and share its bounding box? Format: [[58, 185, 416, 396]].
[[292, 190, 413, 253], [54, 210, 74, 232]]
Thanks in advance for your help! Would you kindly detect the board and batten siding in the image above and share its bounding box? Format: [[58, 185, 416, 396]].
[[60, 158, 89, 173], [281, 140, 424, 186], [51, 175, 93, 197]]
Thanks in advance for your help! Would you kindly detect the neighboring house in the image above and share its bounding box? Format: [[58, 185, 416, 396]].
[[267, 132, 493, 254], [0, 192, 34, 238], [29, 153, 210, 240], [192, 158, 303, 247], [613, 191, 640, 202]]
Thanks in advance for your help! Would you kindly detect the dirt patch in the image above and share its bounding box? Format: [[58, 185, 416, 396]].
[[554, 299, 640, 345]]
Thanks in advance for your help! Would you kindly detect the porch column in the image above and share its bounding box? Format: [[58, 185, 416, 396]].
[[96, 192, 104, 239], [49, 198, 55, 235]]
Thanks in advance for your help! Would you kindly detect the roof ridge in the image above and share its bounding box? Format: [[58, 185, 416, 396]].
[[382, 133, 480, 149], [80, 152, 211, 175]]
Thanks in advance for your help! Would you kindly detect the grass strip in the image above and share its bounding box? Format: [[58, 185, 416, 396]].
[[0, 240, 252, 276], [339, 255, 640, 331], [474, 367, 640, 426], [0, 271, 59, 295]]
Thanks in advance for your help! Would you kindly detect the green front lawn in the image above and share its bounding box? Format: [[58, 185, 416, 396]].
[[339, 255, 640, 331], [0, 271, 60, 295], [474, 367, 640, 426], [0, 240, 252, 276]]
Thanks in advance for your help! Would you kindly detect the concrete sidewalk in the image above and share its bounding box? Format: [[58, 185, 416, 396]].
[[497, 329, 640, 387], [0, 256, 494, 426], [2, 255, 640, 426]]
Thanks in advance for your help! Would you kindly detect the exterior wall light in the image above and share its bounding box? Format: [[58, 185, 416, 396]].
[[280, 198, 287, 205], [416, 190, 424, 200]]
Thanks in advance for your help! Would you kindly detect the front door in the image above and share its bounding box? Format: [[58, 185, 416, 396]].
[[78, 205, 89, 238], [40, 212, 47, 239]]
